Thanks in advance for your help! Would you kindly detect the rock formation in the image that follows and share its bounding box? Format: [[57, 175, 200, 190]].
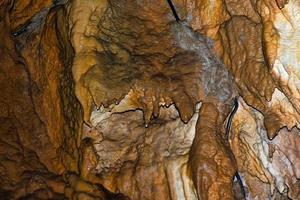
[[0, 0, 299, 199]]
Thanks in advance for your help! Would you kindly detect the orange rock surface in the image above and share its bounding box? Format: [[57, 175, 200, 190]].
[[1, 0, 299, 199]]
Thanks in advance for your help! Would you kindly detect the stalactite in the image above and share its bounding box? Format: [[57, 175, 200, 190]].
[[1, 0, 300, 199]]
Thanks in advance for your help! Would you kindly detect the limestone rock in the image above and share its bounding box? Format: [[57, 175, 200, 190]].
[[1, 0, 300, 199]]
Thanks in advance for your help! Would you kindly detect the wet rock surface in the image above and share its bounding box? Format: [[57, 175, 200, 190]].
[[0, 0, 300, 199], [230, 98, 300, 199], [85, 104, 199, 200]]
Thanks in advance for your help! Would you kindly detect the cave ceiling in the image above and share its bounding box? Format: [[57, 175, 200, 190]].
[[0, 0, 299, 199]]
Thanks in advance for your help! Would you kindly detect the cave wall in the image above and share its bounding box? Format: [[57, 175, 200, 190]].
[[0, 0, 299, 199], [0, 1, 81, 199]]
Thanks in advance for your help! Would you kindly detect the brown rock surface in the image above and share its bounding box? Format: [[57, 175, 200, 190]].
[[0, 0, 117, 198], [1, 0, 300, 199], [230, 98, 300, 199], [0, 1, 66, 198], [85, 103, 200, 199], [69, 0, 236, 125], [189, 102, 237, 200]]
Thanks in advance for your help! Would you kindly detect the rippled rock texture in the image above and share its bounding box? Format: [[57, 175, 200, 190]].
[[0, 0, 300, 199]]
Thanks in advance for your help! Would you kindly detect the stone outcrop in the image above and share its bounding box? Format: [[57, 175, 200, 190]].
[[0, 0, 299, 199]]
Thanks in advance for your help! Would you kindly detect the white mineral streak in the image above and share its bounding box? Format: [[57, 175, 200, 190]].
[[268, 89, 300, 129], [231, 98, 300, 199], [70, 1, 300, 199], [89, 100, 201, 200], [272, 0, 300, 116]]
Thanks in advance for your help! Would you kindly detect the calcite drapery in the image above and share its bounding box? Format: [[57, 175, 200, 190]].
[[1, 0, 300, 199], [69, 0, 238, 199]]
